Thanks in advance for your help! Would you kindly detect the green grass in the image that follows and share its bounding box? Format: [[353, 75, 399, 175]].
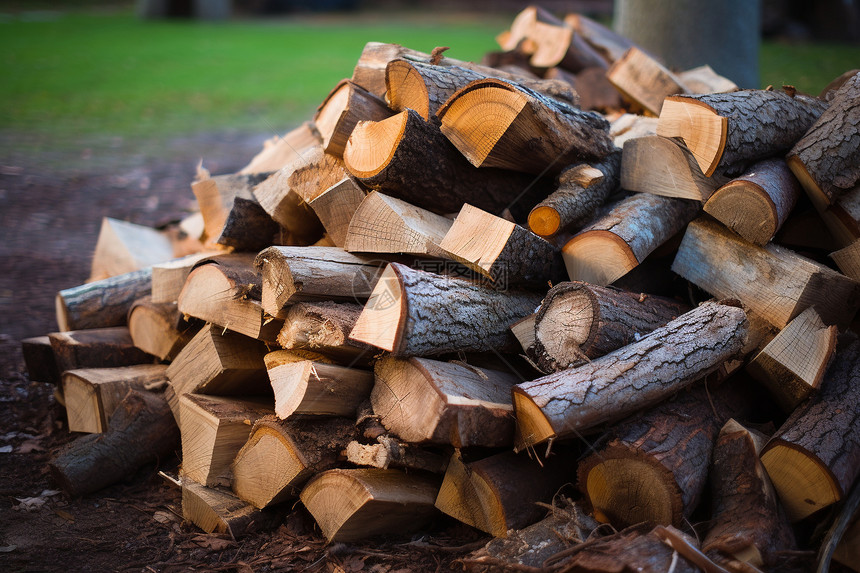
[[1, 9, 858, 139]]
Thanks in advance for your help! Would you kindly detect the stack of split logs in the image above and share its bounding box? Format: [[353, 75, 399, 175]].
[[23, 6, 860, 572]]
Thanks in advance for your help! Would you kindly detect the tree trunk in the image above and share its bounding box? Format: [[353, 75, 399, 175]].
[[513, 301, 748, 449], [56, 268, 152, 332]]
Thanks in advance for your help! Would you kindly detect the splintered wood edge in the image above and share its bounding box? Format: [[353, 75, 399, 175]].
[[703, 180, 779, 245], [385, 59, 430, 120], [528, 205, 562, 237], [657, 97, 727, 177], [561, 230, 639, 286], [349, 264, 406, 353], [761, 441, 842, 521], [511, 388, 556, 449], [584, 457, 678, 526], [438, 204, 516, 278], [343, 111, 409, 178]]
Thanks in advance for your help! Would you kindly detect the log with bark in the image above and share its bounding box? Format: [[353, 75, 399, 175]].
[[513, 301, 748, 449], [314, 79, 392, 158], [276, 301, 371, 366], [349, 262, 543, 357], [150, 252, 217, 304], [21, 336, 61, 385], [190, 172, 271, 246], [563, 12, 635, 64], [56, 268, 152, 331], [181, 479, 278, 539], [216, 194, 281, 252], [606, 46, 689, 116], [127, 296, 198, 361], [49, 327, 155, 373]]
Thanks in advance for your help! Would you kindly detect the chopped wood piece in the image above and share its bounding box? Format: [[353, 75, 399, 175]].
[[128, 296, 198, 361], [528, 150, 621, 237], [509, 313, 537, 357], [437, 78, 614, 175], [344, 108, 545, 217], [371, 356, 517, 447], [56, 268, 152, 331], [532, 281, 689, 373], [306, 177, 367, 248], [435, 449, 570, 537], [832, 239, 860, 280], [672, 217, 860, 329], [254, 246, 389, 317], [657, 88, 828, 177], [21, 336, 61, 385], [151, 252, 218, 304], [747, 307, 838, 412], [703, 158, 802, 245], [50, 389, 179, 497], [677, 65, 738, 94], [440, 203, 563, 287], [343, 191, 453, 258], [63, 364, 168, 434], [787, 71, 860, 210], [191, 173, 271, 246], [314, 79, 392, 158], [231, 416, 355, 508], [178, 253, 281, 342], [350, 262, 543, 357], [607, 47, 689, 116], [49, 327, 155, 373], [572, 66, 625, 113], [513, 301, 747, 449], [761, 334, 860, 521], [165, 324, 269, 423], [179, 394, 274, 487], [238, 121, 321, 175], [216, 195, 280, 252], [264, 350, 373, 419], [703, 420, 796, 571], [610, 112, 658, 146], [276, 301, 370, 366], [88, 217, 174, 282], [562, 192, 699, 286], [578, 384, 745, 528], [564, 13, 635, 64], [182, 480, 275, 538], [299, 468, 440, 542], [823, 186, 860, 246], [621, 135, 730, 202], [344, 437, 448, 473]]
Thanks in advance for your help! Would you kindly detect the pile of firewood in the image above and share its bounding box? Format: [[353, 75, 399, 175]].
[[21, 6, 860, 572]]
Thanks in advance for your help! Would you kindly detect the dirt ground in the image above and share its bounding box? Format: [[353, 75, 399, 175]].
[[0, 130, 485, 572]]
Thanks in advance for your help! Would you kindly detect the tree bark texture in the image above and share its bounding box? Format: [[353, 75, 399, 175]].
[[216, 196, 280, 252], [56, 268, 152, 331]]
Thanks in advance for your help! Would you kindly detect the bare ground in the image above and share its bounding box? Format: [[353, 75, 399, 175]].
[[0, 130, 485, 572]]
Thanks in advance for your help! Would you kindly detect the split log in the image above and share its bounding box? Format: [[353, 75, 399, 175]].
[[678, 64, 738, 94], [577, 384, 745, 528], [561, 192, 699, 286], [299, 468, 440, 542], [371, 356, 517, 447], [823, 186, 860, 246], [439, 203, 563, 287], [831, 239, 860, 280], [343, 191, 453, 258], [182, 480, 277, 538], [306, 177, 366, 247], [21, 336, 61, 385], [179, 393, 274, 487], [703, 419, 796, 571], [151, 252, 217, 304], [238, 121, 321, 175], [344, 437, 448, 474], [314, 79, 392, 158], [703, 158, 802, 245], [343, 108, 546, 217], [527, 149, 621, 237], [747, 307, 838, 412], [165, 324, 269, 423], [88, 217, 174, 282], [276, 301, 370, 366], [128, 296, 198, 361], [63, 364, 168, 434], [216, 195, 280, 252], [231, 416, 355, 508], [787, 71, 860, 210], [609, 112, 658, 147], [657, 88, 828, 177], [564, 12, 635, 64], [621, 135, 730, 202], [191, 173, 271, 245], [437, 78, 614, 175], [606, 47, 688, 116], [435, 449, 570, 537], [572, 66, 625, 112], [513, 301, 748, 449], [349, 262, 543, 357], [56, 268, 152, 331], [177, 253, 281, 342], [672, 216, 860, 329], [509, 313, 537, 357], [49, 389, 179, 497], [254, 246, 389, 317], [532, 281, 689, 373], [761, 334, 860, 521], [49, 327, 155, 373], [264, 350, 373, 419]]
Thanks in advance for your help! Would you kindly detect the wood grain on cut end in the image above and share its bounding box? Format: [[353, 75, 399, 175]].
[[314, 80, 351, 149], [528, 205, 562, 237], [657, 97, 727, 177], [562, 229, 638, 286], [343, 111, 408, 178], [231, 424, 308, 508], [511, 388, 556, 450], [761, 443, 841, 521], [385, 59, 431, 119], [349, 264, 406, 353], [704, 181, 778, 245], [584, 458, 676, 526]]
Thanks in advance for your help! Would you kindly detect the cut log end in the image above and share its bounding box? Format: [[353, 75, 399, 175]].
[[657, 97, 727, 177], [583, 457, 679, 526], [343, 111, 408, 178], [511, 389, 555, 450], [528, 205, 562, 237], [385, 60, 431, 120], [349, 264, 405, 353], [704, 180, 779, 246], [761, 442, 842, 522], [534, 285, 595, 365], [562, 230, 639, 286]]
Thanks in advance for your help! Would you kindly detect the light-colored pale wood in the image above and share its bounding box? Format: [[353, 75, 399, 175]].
[[128, 297, 198, 361], [264, 350, 373, 419], [832, 239, 860, 281], [181, 479, 264, 538], [606, 47, 689, 116], [307, 177, 367, 248], [657, 97, 727, 177], [299, 468, 440, 542], [677, 65, 738, 94], [761, 445, 841, 522], [672, 217, 860, 329], [822, 186, 860, 247], [344, 437, 447, 473], [151, 252, 218, 304], [314, 79, 392, 158], [747, 307, 837, 412], [564, 12, 634, 64], [191, 173, 269, 246], [89, 218, 174, 282], [510, 313, 537, 355], [609, 113, 658, 147], [62, 365, 167, 434], [371, 356, 517, 447], [179, 393, 274, 487], [239, 121, 322, 175], [587, 458, 673, 525], [344, 191, 453, 258]]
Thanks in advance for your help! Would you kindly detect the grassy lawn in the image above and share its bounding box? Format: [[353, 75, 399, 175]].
[[1, 8, 858, 139]]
